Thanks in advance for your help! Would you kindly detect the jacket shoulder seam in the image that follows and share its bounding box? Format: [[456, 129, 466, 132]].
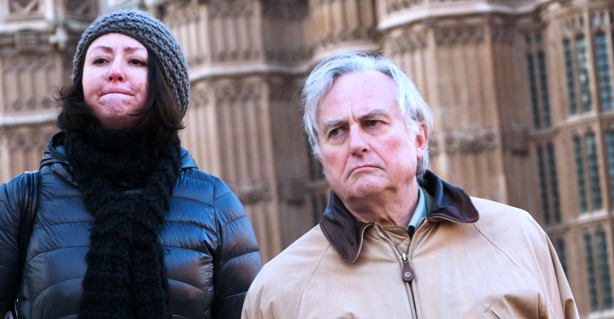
[[294, 239, 333, 317]]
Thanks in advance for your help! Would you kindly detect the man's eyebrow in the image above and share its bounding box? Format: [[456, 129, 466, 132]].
[[320, 119, 346, 132], [320, 109, 390, 131], [359, 109, 388, 120]]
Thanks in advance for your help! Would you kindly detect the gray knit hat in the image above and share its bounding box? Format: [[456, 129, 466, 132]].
[[72, 10, 190, 116]]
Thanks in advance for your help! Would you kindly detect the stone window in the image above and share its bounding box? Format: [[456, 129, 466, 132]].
[[556, 238, 568, 275], [574, 135, 588, 212], [564, 39, 578, 115], [546, 143, 561, 223], [537, 145, 550, 223], [586, 133, 603, 210], [597, 229, 613, 309], [585, 229, 614, 312], [526, 32, 551, 129], [585, 233, 599, 311], [595, 32, 613, 111], [536, 142, 561, 225]]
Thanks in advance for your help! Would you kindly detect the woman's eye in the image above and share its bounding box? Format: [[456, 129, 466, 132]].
[[129, 59, 146, 66], [329, 128, 341, 137], [93, 58, 106, 65]]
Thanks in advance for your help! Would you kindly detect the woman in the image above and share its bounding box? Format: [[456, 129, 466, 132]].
[[0, 10, 262, 319]]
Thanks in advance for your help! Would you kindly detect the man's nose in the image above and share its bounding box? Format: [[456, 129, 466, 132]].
[[349, 127, 369, 155], [107, 60, 125, 82]]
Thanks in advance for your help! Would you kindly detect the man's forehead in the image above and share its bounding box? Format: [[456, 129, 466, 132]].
[[317, 100, 399, 120]]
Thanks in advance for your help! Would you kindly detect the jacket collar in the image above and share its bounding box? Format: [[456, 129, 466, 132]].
[[319, 170, 479, 264]]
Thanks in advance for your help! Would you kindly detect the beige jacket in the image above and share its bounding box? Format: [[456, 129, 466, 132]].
[[242, 171, 579, 319]]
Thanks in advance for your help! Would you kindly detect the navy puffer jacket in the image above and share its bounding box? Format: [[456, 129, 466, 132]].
[[0, 132, 262, 319]]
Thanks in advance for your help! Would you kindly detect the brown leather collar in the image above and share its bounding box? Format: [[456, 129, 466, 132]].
[[320, 170, 480, 264]]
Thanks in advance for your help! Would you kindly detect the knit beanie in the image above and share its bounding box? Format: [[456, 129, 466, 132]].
[[72, 10, 190, 116]]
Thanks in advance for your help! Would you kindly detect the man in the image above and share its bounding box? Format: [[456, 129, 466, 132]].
[[242, 52, 579, 318]]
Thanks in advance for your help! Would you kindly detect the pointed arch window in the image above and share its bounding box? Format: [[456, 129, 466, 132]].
[[585, 234, 599, 311], [556, 238, 568, 275], [527, 33, 551, 128], [586, 133, 603, 210], [597, 230, 613, 309], [536, 142, 561, 224], [573, 136, 588, 212], [564, 39, 578, 115], [595, 32, 613, 111], [585, 229, 614, 312], [564, 35, 593, 115]]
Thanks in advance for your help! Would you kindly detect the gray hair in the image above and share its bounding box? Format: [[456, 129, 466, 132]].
[[301, 51, 434, 177]]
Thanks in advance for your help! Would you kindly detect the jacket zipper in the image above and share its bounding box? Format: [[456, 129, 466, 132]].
[[405, 218, 429, 319], [380, 227, 419, 318], [401, 251, 419, 319]]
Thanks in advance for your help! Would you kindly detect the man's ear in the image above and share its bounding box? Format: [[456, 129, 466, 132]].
[[415, 123, 428, 159]]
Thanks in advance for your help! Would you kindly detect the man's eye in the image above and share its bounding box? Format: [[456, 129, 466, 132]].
[[329, 128, 341, 137], [366, 120, 379, 127]]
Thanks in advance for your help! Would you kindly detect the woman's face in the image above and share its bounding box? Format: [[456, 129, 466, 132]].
[[82, 33, 148, 129]]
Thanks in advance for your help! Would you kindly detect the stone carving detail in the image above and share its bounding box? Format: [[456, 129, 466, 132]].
[[265, 47, 312, 64], [589, 9, 614, 31], [559, 13, 585, 37], [445, 128, 497, 153], [213, 80, 269, 204], [310, 0, 380, 50], [2, 55, 56, 112], [66, 0, 96, 16], [167, 3, 201, 25], [0, 29, 58, 54], [263, 1, 308, 20], [166, 5, 206, 67], [190, 86, 210, 110], [9, 0, 40, 14], [279, 177, 305, 204], [3, 126, 55, 150], [385, 0, 424, 14], [491, 25, 515, 44], [217, 82, 261, 104], [502, 123, 529, 155], [207, 0, 261, 62], [435, 25, 484, 45], [263, 1, 311, 64], [208, 0, 255, 18], [0, 126, 57, 178], [231, 179, 272, 204], [486, 0, 529, 6], [269, 81, 296, 102], [388, 29, 427, 53], [15, 30, 39, 52]]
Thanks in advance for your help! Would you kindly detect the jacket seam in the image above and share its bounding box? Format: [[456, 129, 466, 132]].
[[216, 290, 246, 301], [472, 222, 540, 289], [29, 275, 83, 304], [294, 242, 332, 317]]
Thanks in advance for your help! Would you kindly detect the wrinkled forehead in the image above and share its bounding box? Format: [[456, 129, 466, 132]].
[[316, 70, 400, 116]]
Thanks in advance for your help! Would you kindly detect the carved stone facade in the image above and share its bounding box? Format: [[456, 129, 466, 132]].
[[2, 0, 614, 316]]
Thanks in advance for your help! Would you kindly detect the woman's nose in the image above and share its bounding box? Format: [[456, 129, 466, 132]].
[[107, 60, 125, 82]]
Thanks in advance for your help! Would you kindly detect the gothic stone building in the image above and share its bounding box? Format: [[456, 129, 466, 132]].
[[1, 0, 613, 317]]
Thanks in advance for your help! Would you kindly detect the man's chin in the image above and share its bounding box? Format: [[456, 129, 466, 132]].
[[343, 183, 386, 201]]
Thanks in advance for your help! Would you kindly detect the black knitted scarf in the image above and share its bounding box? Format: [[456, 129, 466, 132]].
[[63, 127, 181, 319]]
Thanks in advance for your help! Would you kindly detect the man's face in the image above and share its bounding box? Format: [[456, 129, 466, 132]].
[[317, 70, 427, 206]]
